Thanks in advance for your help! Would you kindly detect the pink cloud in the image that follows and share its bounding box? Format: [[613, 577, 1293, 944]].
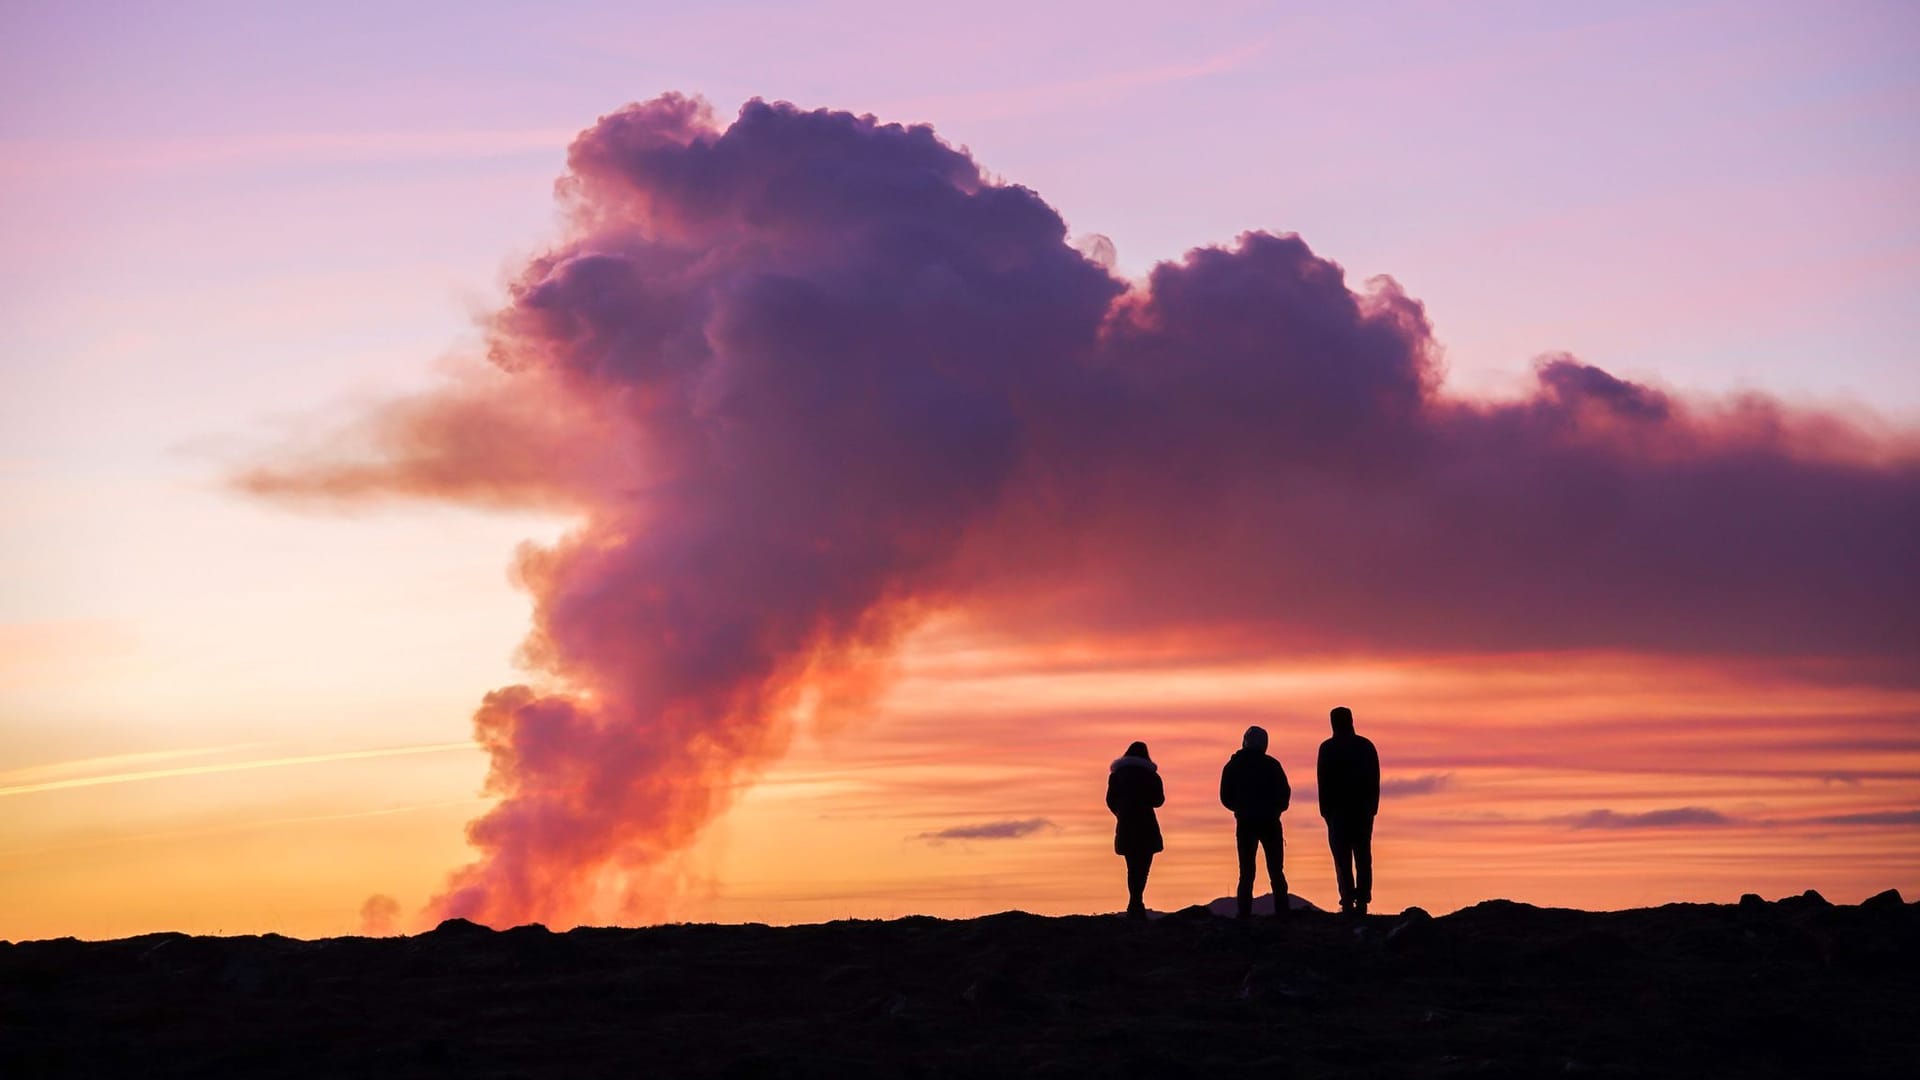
[[241, 95, 1920, 927]]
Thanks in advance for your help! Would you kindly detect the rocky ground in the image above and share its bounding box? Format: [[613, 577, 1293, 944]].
[[3, 889, 1916, 1078]]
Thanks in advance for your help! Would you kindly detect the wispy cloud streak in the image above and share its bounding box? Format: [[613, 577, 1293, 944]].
[[0, 128, 574, 180], [1382, 773, 1452, 798], [0, 797, 487, 860], [1807, 810, 1920, 827], [0, 743, 263, 787], [1568, 807, 1736, 830], [918, 817, 1055, 843], [0, 743, 475, 799], [880, 40, 1268, 122]]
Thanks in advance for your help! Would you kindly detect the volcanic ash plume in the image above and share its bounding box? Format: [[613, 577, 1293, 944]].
[[241, 94, 1920, 927]]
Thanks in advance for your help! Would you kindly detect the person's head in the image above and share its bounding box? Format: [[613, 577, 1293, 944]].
[[1125, 740, 1151, 761], [1241, 725, 1268, 753], [1330, 706, 1354, 735]]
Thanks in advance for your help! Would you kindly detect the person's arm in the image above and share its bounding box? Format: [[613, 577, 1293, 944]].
[[1106, 772, 1121, 815], [1276, 761, 1291, 813], [1316, 743, 1331, 818], [1152, 772, 1166, 809], [1365, 740, 1381, 817], [1219, 762, 1236, 813]]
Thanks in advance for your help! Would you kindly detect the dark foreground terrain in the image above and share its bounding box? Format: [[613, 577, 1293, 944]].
[[4, 890, 1916, 1078]]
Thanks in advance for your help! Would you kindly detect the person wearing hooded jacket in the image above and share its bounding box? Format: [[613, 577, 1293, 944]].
[[1106, 741, 1165, 919], [1318, 705, 1381, 916], [1219, 725, 1290, 918]]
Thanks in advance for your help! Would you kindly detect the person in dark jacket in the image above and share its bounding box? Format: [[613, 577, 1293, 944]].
[[1317, 706, 1380, 916], [1107, 741, 1165, 918], [1219, 725, 1290, 918]]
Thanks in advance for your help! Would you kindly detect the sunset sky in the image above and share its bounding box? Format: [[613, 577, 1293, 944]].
[[3, 1, 1917, 941]]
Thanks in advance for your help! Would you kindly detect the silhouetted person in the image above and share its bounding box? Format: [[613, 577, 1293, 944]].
[[1317, 705, 1380, 916], [1220, 725, 1290, 918], [1106, 740, 1165, 919]]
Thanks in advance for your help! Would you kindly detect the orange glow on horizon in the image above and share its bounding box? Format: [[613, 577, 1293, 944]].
[[3, 632, 1912, 941]]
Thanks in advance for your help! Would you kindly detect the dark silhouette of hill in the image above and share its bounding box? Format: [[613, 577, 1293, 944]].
[[1200, 891, 1321, 916], [3, 889, 1915, 1077]]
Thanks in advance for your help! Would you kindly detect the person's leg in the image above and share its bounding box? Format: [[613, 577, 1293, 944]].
[[1262, 819, 1288, 915], [1353, 816, 1373, 913], [1235, 821, 1257, 917], [1328, 820, 1356, 912], [1125, 852, 1151, 914]]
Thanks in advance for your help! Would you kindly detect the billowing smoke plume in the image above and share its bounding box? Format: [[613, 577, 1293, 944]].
[[241, 94, 1920, 927]]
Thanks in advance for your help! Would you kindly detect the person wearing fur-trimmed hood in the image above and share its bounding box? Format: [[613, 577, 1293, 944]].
[[1106, 741, 1165, 919]]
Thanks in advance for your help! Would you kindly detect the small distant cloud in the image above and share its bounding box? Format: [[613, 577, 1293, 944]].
[[1808, 810, 1920, 827], [1570, 807, 1733, 830], [918, 817, 1055, 844], [1822, 774, 1864, 787], [1382, 773, 1451, 798], [359, 893, 402, 936]]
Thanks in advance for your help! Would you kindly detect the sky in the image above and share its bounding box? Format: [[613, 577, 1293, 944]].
[[2, 0, 1917, 940]]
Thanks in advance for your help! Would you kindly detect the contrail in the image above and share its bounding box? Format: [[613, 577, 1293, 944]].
[[0, 742, 476, 799], [0, 743, 265, 787], [0, 796, 490, 859]]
